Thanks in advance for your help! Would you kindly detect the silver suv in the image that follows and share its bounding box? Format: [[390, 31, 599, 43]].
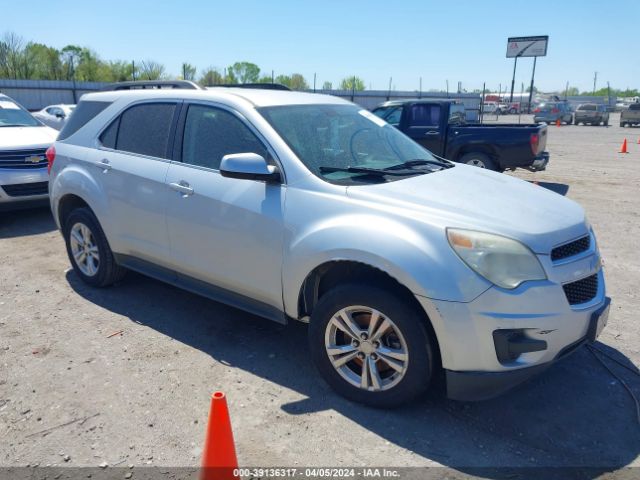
[[49, 82, 610, 407]]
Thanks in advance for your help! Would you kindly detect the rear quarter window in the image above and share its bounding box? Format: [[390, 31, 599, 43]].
[[58, 100, 111, 141]]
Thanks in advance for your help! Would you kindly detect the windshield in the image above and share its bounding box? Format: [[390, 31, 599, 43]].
[[0, 100, 40, 127], [259, 104, 443, 185]]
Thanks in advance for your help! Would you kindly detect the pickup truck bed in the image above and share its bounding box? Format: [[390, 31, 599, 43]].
[[372, 100, 549, 172]]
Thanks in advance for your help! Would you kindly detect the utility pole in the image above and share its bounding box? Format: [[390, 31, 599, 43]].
[[271, 70, 274, 83], [593, 71, 598, 94], [131, 60, 136, 81], [419, 77, 422, 98], [446, 79, 449, 98], [527, 56, 537, 114], [509, 56, 519, 102], [387, 77, 392, 100], [313, 73, 316, 93]]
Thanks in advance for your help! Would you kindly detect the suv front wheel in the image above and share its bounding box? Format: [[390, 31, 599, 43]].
[[308, 284, 435, 407], [63, 207, 126, 287]]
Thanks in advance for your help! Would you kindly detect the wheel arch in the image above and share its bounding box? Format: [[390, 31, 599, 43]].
[[297, 259, 443, 368]]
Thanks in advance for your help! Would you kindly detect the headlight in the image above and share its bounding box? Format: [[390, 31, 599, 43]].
[[447, 228, 546, 289]]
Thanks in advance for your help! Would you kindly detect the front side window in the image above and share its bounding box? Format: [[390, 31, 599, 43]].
[[259, 104, 446, 185], [181, 105, 269, 170], [115, 103, 175, 158], [371, 106, 402, 126]]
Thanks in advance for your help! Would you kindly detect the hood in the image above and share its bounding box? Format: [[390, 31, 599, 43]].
[[0, 125, 58, 149], [346, 164, 587, 254]]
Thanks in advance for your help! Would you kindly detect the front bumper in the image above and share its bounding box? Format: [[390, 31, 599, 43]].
[[445, 296, 610, 401], [0, 166, 49, 208], [416, 234, 608, 401]]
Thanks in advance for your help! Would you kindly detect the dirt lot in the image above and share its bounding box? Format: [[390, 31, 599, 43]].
[[1, 113, 639, 477]]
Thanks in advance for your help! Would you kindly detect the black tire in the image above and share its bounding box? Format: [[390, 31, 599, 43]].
[[459, 152, 497, 171], [63, 207, 126, 287], [308, 284, 435, 408], [604, 119, 609, 126]]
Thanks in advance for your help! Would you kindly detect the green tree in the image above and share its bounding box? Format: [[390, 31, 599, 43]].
[[199, 67, 224, 86], [258, 75, 274, 83], [181, 62, 196, 81], [339, 76, 365, 91], [565, 86, 580, 96], [107, 60, 134, 82], [228, 61, 260, 83], [24, 43, 63, 80], [322, 81, 332, 90], [288, 73, 308, 90]]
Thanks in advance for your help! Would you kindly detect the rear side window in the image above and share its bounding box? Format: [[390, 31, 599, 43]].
[[579, 105, 596, 111], [630, 104, 640, 111], [409, 104, 441, 127], [58, 100, 111, 141], [115, 103, 176, 158]]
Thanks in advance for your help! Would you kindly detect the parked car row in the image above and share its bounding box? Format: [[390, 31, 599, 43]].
[[533, 102, 611, 126]]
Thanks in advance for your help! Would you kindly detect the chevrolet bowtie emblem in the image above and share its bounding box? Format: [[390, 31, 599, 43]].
[[25, 155, 44, 164]]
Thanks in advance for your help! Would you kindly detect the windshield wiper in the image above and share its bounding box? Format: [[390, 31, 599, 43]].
[[319, 166, 423, 177], [384, 159, 453, 171]]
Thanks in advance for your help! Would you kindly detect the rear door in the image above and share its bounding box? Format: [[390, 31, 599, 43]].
[[89, 101, 178, 264], [402, 103, 445, 155], [164, 102, 285, 317]]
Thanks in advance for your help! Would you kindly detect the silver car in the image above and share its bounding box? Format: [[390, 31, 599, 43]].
[[32, 104, 76, 130], [48, 83, 610, 406]]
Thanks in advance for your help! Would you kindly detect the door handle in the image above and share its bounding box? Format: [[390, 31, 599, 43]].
[[169, 181, 194, 196], [425, 131, 439, 135], [95, 159, 112, 171]]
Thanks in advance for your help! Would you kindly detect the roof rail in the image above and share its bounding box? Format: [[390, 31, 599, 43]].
[[102, 80, 203, 91], [209, 83, 291, 91]]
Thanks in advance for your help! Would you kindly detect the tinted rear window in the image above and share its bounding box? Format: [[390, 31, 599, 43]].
[[58, 100, 111, 140], [630, 104, 640, 111], [115, 103, 176, 158], [578, 105, 596, 111]]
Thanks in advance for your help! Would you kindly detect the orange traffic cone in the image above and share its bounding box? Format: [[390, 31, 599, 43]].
[[556, 118, 561, 127], [200, 392, 239, 480], [620, 139, 629, 154]]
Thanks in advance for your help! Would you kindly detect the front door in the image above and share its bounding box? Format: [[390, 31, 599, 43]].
[[403, 103, 444, 155], [164, 103, 285, 316]]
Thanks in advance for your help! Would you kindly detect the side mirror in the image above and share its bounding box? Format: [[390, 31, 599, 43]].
[[55, 112, 65, 119], [220, 153, 281, 183]]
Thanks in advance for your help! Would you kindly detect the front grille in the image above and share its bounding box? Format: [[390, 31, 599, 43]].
[[2, 181, 49, 197], [0, 148, 48, 169], [563, 274, 598, 305], [551, 235, 590, 261]]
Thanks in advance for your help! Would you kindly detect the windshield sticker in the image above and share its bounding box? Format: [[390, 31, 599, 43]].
[[359, 109, 387, 128], [0, 101, 20, 110]]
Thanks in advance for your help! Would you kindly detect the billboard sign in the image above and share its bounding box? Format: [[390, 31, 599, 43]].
[[506, 36, 549, 58]]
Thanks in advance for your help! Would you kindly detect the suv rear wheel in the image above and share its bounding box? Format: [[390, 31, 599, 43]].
[[308, 284, 434, 407], [63, 207, 126, 287]]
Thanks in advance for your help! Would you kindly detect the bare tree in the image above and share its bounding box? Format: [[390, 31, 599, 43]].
[[139, 60, 166, 80]]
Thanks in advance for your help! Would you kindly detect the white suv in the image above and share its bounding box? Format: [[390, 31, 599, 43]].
[[48, 82, 610, 407], [0, 94, 58, 209]]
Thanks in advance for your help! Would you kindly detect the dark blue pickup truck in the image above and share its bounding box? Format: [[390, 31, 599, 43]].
[[372, 99, 549, 172]]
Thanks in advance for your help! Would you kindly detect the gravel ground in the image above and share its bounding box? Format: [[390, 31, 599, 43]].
[[1, 113, 639, 477]]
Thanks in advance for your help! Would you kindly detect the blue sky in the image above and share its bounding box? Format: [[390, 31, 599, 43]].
[[3, 0, 638, 93]]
